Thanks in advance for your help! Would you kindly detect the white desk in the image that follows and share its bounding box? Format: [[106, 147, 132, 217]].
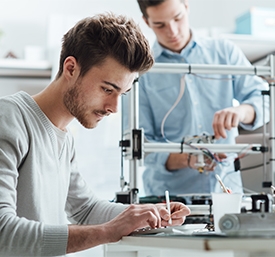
[[104, 234, 275, 257]]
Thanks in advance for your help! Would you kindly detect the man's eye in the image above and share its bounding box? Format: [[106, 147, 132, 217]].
[[175, 14, 184, 22], [103, 87, 112, 94], [156, 25, 164, 29]]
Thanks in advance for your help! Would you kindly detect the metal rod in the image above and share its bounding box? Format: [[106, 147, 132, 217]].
[[120, 96, 125, 191], [262, 93, 268, 183], [149, 63, 271, 76], [269, 55, 275, 190], [128, 78, 140, 202], [144, 142, 262, 154]]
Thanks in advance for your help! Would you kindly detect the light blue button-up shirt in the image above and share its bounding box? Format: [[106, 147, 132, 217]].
[[138, 34, 269, 197]]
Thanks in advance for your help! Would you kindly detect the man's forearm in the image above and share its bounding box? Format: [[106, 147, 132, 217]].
[[67, 224, 109, 254], [165, 153, 189, 171]]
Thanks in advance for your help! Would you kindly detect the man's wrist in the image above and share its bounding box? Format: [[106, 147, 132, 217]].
[[187, 153, 192, 168]]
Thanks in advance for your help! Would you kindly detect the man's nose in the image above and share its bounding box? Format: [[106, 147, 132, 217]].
[[105, 96, 119, 114], [166, 21, 178, 36]]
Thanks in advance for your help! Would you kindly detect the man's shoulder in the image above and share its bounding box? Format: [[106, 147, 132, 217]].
[[0, 92, 33, 122], [195, 36, 235, 49], [0, 91, 28, 104], [0, 93, 19, 110]]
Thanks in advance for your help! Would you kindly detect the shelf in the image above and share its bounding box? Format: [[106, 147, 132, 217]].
[[218, 33, 275, 63], [0, 59, 52, 78]]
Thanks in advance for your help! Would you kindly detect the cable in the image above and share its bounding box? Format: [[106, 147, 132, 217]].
[[234, 144, 253, 162], [217, 165, 258, 194], [226, 171, 259, 194], [160, 71, 269, 144], [240, 162, 270, 172], [184, 140, 229, 167], [160, 75, 185, 143], [159, 71, 268, 170]]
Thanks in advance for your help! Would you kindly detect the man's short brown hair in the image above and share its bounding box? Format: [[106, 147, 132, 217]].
[[137, 0, 185, 19], [56, 12, 154, 78]]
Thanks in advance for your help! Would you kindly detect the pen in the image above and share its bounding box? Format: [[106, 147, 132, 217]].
[[215, 174, 230, 194], [165, 190, 172, 225]]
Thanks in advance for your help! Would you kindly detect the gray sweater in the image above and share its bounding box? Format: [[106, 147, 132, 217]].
[[0, 91, 126, 256]]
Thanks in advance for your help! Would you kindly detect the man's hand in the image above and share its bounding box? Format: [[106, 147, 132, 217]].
[[67, 204, 162, 253], [213, 104, 255, 139], [166, 152, 226, 171], [189, 153, 227, 171], [103, 202, 190, 242], [156, 202, 191, 227]]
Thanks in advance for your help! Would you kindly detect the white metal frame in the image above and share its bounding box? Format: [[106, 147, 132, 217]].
[[121, 54, 275, 203]]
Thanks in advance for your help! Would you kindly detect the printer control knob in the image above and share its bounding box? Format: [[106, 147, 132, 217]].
[[219, 214, 239, 232]]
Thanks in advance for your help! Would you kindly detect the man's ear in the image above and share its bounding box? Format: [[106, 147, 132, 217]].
[[63, 56, 79, 79], [184, 0, 189, 12]]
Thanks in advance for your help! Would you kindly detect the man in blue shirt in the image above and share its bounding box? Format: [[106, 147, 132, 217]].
[[136, 0, 269, 196]]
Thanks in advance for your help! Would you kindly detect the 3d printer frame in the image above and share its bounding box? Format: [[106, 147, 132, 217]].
[[117, 54, 275, 204]]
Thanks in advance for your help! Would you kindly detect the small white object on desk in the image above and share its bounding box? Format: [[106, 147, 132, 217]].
[[211, 192, 243, 233], [165, 190, 172, 225]]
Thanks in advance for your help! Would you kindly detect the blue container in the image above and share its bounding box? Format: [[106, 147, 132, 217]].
[[235, 7, 275, 37]]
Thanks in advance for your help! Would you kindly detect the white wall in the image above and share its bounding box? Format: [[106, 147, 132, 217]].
[[0, 0, 147, 58], [1, 0, 275, 59]]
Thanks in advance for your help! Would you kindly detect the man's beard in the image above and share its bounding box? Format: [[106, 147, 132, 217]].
[[63, 83, 94, 129]]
